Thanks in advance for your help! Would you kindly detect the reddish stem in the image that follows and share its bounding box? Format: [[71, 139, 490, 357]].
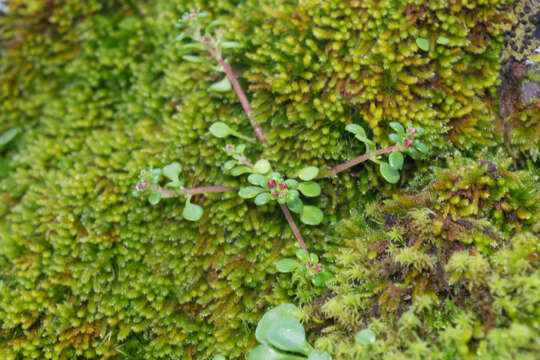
[[236, 156, 254, 168], [216, 57, 265, 143], [280, 204, 308, 251], [324, 144, 399, 176]]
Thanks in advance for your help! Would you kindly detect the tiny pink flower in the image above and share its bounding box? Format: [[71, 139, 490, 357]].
[[142, 180, 149, 189], [408, 128, 417, 135], [315, 264, 322, 272], [136, 184, 143, 192], [267, 180, 276, 189], [273, 191, 280, 198], [279, 182, 288, 190], [204, 35, 210, 42], [404, 138, 414, 147], [307, 262, 313, 267], [226, 144, 233, 152]]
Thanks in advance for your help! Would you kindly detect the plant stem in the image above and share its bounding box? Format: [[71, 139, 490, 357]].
[[214, 55, 265, 143], [280, 204, 308, 252], [159, 185, 234, 198], [324, 144, 399, 176], [235, 156, 254, 168]]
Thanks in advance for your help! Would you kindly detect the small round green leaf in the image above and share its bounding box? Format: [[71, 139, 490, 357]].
[[253, 159, 271, 174], [285, 179, 299, 189], [407, 147, 420, 160], [298, 182, 321, 197], [183, 202, 203, 221], [389, 133, 401, 143], [286, 197, 303, 214], [209, 77, 232, 93], [308, 351, 332, 360], [230, 166, 252, 176], [148, 193, 161, 205], [389, 151, 404, 170], [248, 174, 267, 187], [254, 192, 272, 206], [296, 249, 309, 262], [389, 122, 405, 135], [309, 253, 319, 264], [165, 180, 183, 189], [247, 344, 305, 360], [239, 186, 265, 199], [220, 41, 242, 49], [345, 124, 366, 137], [379, 162, 400, 184], [355, 135, 375, 145], [355, 329, 376, 345], [300, 206, 323, 225], [223, 160, 236, 171], [298, 166, 319, 181], [163, 162, 182, 182], [276, 259, 300, 273], [416, 37, 430, 51], [209, 122, 232, 138], [436, 36, 450, 45], [0, 128, 19, 148], [414, 141, 428, 154], [213, 355, 226, 360]]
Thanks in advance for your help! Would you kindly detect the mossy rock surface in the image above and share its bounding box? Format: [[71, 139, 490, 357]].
[[0, 0, 533, 359]]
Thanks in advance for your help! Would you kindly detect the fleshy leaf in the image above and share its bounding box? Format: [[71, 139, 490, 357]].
[[414, 141, 428, 154], [163, 162, 182, 182], [355, 329, 376, 345], [239, 186, 265, 199], [254, 192, 272, 206], [253, 159, 271, 174], [416, 37, 430, 51], [296, 249, 309, 262], [345, 124, 366, 137], [183, 202, 203, 221], [276, 259, 300, 273], [209, 77, 232, 93], [389, 122, 405, 135], [379, 162, 400, 183], [209, 122, 232, 138], [265, 319, 311, 355], [308, 351, 332, 360], [298, 166, 319, 181], [389, 151, 404, 170], [298, 182, 321, 197], [0, 128, 19, 148], [220, 41, 242, 49], [247, 344, 305, 360], [230, 166, 252, 176], [286, 197, 303, 214], [300, 206, 323, 225], [248, 174, 266, 187], [285, 179, 299, 189], [389, 133, 401, 143], [148, 193, 161, 205]]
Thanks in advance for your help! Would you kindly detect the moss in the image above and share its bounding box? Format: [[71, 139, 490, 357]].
[[304, 157, 540, 359], [0, 0, 531, 359]]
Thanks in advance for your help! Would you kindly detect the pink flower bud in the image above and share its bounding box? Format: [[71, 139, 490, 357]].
[[404, 138, 414, 147], [204, 35, 210, 42], [136, 184, 142, 191], [408, 128, 417, 135], [142, 180, 149, 189], [226, 144, 233, 152], [315, 264, 322, 272], [273, 191, 280, 198], [279, 182, 288, 190], [307, 262, 313, 267], [267, 180, 276, 189]]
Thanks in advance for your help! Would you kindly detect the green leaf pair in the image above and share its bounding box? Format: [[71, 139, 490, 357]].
[[276, 249, 333, 287], [345, 124, 376, 151], [247, 304, 332, 360]]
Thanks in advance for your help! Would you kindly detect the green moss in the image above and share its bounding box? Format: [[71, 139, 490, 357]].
[[304, 157, 540, 359], [0, 0, 530, 359]]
